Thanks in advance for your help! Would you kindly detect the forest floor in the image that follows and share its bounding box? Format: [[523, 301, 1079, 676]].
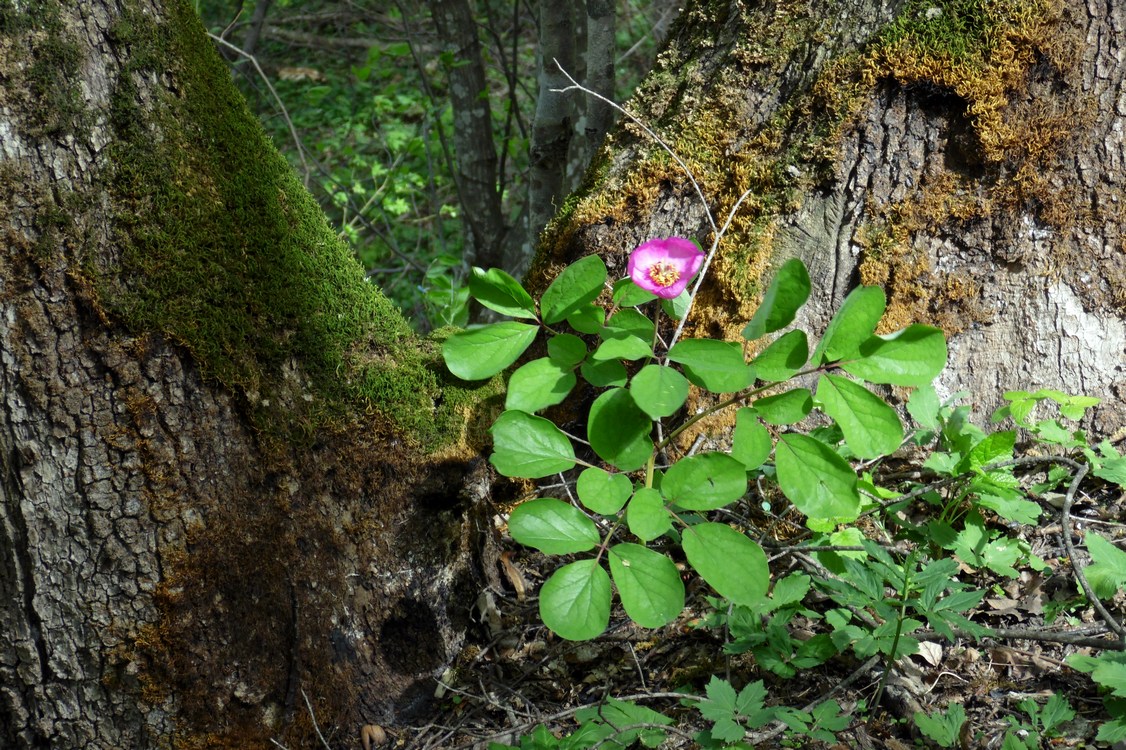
[[391, 477, 1126, 750]]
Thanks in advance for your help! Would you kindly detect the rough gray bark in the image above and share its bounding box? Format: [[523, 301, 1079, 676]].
[[536, 0, 1126, 434], [583, 0, 615, 146], [428, 0, 508, 272], [0, 2, 492, 747], [528, 1, 577, 250]]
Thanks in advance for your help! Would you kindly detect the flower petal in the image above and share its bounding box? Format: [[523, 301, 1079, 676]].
[[627, 238, 704, 299]]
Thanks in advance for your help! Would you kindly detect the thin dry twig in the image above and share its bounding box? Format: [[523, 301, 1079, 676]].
[[206, 33, 311, 183]]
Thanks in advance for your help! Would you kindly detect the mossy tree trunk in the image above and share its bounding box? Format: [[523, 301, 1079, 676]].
[[0, 1, 502, 747], [535, 0, 1126, 433]]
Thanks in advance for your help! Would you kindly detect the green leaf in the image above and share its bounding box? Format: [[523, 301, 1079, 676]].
[[508, 498, 599, 554], [580, 358, 628, 387], [567, 303, 604, 334], [732, 408, 772, 471], [667, 339, 754, 393], [547, 334, 587, 367], [575, 699, 672, 748], [603, 308, 655, 341], [661, 452, 748, 510], [775, 434, 860, 520], [612, 277, 658, 307], [682, 522, 769, 605], [841, 325, 948, 386], [958, 431, 1015, 473], [914, 704, 965, 748], [742, 258, 811, 340], [1094, 455, 1126, 487], [468, 267, 537, 319], [752, 330, 809, 381], [588, 388, 653, 471], [754, 388, 813, 425], [576, 467, 633, 515], [541, 255, 608, 325], [540, 560, 611, 640], [609, 544, 685, 628], [1086, 532, 1126, 600], [908, 383, 940, 429], [592, 334, 652, 361], [661, 289, 691, 320], [1093, 658, 1126, 698], [629, 365, 690, 419], [489, 410, 576, 478], [443, 322, 538, 380], [816, 374, 903, 458], [505, 358, 576, 413], [812, 285, 886, 364], [627, 487, 671, 541]]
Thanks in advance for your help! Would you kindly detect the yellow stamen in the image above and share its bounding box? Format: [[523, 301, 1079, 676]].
[[648, 261, 680, 287]]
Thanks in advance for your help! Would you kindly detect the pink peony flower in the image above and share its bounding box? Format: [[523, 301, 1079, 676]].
[[627, 237, 705, 299]]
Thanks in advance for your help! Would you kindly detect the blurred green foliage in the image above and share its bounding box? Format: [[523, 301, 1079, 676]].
[[195, 0, 676, 328]]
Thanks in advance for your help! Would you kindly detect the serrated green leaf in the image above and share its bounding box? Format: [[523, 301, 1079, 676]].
[[754, 388, 813, 425], [580, 358, 628, 387], [575, 699, 672, 748], [609, 544, 685, 628], [914, 704, 965, 748], [540, 560, 611, 640], [576, 467, 633, 515], [742, 258, 811, 340], [627, 487, 670, 541], [468, 266, 537, 318], [508, 498, 599, 554], [732, 408, 772, 470], [505, 358, 576, 413], [816, 374, 903, 458], [629, 364, 690, 419], [1093, 658, 1126, 697], [443, 322, 538, 380], [682, 522, 769, 605], [489, 410, 576, 478], [812, 285, 886, 364], [667, 339, 754, 393], [547, 334, 587, 367], [1094, 456, 1126, 487], [959, 431, 1015, 473], [841, 325, 947, 386], [752, 329, 809, 381], [588, 388, 653, 471], [661, 452, 747, 510], [775, 433, 860, 520], [1086, 532, 1126, 600], [540, 255, 607, 324]]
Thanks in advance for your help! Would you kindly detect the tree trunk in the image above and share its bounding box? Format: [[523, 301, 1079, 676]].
[[535, 0, 1126, 434], [0, 1, 499, 747], [528, 1, 577, 254], [428, 0, 508, 272]]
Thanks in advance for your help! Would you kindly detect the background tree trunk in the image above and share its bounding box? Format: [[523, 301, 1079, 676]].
[[534, 0, 1126, 434], [0, 1, 500, 747], [427, 0, 508, 272]]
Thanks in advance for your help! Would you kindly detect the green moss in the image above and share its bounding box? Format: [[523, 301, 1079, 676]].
[[0, 0, 87, 137], [99, 2, 460, 447]]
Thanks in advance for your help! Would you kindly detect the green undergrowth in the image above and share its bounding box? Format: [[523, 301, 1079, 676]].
[[99, 2, 482, 447]]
